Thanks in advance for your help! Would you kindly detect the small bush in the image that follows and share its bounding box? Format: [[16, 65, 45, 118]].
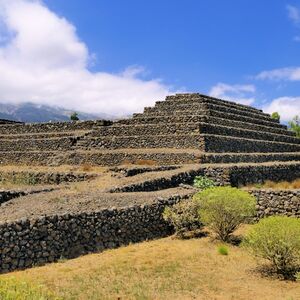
[[70, 112, 79, 121], [217, 245, 229, 256], [194, 187, 256, 242], [289, 115, 300, 138], [271, 112, 280, 122], [193, 176, 215, 190], [163, 200, 202, 238], [242, 216, 300, 279]]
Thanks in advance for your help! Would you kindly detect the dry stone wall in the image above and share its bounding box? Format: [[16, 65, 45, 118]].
[[0, 150, 199, 166], [0, 191, 26, 205], [0, 187, 58, 205], [0, 120, 111, 134], [0, 195, 187, 273], [250, 189, 300, 218], [0, 188, 299, 273], [0, 137, 75, 152], [0, 171, 96, 185], [109, 164, 300, 193]]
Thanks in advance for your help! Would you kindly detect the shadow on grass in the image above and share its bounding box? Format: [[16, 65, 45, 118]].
[[251, 264, 300, 281], [171, 229, 209, 240]]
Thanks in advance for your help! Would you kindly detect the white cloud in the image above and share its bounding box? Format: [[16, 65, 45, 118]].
[[256, 67, 300, 81], [209, 83, 256, 105], [0, 0, 173, 116], [263, 97, 300, 122], [287, 4, 300, 25]]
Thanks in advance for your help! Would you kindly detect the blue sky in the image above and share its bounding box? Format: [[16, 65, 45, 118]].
[[0, 0, 299, 120]]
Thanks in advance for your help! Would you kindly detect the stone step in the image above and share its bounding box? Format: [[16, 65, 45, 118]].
[[1, 147, 300, 167], [135, 105, 279, 126], [0, 149, 203, 166], [0, 131, 89, 140], [127, 112, 286, 129], [209, 110, 287, 129], [78, 132, 300, 152], [91, 121, 296, 144], [199, 123, 300, 144], [164, 93, 264, 114], [144, 101, 273, 122], [76, 134, 205, 150], [0, 120, 111, 135], [200, 152, 300, 164], [90, 123, 201, 137], [202, 134, 300, 153], [116, 115, 293, 136], [0, 137, 75, 152]]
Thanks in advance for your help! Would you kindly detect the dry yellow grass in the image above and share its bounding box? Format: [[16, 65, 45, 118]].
[[247, 178, 300, 190], [2, 233, 300, 300], [0, 165, 111, 190]]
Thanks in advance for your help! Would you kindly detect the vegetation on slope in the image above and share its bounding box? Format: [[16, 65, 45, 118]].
[[246, 178, 300, 189], [1, 232, 300, 300]]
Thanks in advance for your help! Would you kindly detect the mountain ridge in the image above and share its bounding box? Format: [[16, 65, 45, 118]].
[[0, 102, 115, 123]]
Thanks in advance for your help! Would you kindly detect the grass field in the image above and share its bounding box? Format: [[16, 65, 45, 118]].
[[246, 178, 300, 190], [1, 229, 299, 300]]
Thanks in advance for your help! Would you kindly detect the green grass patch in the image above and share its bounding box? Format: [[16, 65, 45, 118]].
[[0, 277, 59, 300]]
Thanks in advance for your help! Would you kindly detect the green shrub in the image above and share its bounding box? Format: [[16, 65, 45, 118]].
[[163, 200, 202, 238], [289, 115, 300, 138], [193, 176, 215, 190], [70, 112, 79, 121], [194, 187, 256, 242], [0, 277, 58, 300], [242, 216, 300, 279], [271, 112, 280, 122], [217, 245, 229, 256]]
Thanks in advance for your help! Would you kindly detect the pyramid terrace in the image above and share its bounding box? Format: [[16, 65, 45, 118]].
[[0, 93, 299, 187]]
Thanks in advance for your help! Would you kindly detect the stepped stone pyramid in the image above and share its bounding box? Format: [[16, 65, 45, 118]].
[[0, 93, 299, 186], [77, 93, 300, 165]]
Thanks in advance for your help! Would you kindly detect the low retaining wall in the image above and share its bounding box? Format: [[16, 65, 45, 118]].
[[0, 150, 199, 166], [250, 189, 300, 218], [110, 164, 300, 193], [109, 166, 179, 177], [0, 171, 96, 185], [202, 164, 300, 188], [0, 191, 25, 204], [0, 195, 187, 273], [79, 134, 205, 150], [0, 137, 75, 152], [0, 188, 299, 273], [0, 187, 58, 205]]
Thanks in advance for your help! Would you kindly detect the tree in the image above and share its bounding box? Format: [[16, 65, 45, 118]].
[[70, 112, 79, 121], [289, 115, 300, 138], [271, 112, 280, 122]]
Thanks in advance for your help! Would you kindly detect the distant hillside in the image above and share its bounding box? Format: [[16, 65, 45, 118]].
[[0, 102, 114, 123]]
